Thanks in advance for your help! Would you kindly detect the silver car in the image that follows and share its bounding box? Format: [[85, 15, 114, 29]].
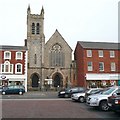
[[71, 88, 102, 103], [86, 86, 120, 111]]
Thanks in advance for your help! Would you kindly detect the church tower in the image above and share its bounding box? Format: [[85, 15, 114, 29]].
[[26, 5, 45, 90]]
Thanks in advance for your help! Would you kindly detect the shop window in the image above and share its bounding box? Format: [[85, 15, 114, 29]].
[[16, 52, 23, 60]]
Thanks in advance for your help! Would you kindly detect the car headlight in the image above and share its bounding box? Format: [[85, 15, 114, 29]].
[[114, 100, 120, 104], [60, 91, 65, 94], [93, 97, 99, 101], [72, 94, 77, 97]]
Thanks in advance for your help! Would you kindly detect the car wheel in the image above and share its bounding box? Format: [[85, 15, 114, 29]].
[[19, 91, 23, 95], [78, 97, 85, 103], [2, 91, 5, 95], [99, 101, 109, 111]]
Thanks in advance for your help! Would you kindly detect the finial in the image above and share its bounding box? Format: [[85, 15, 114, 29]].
[[27, 4, 31, 15], [41, 6, 44, 15]]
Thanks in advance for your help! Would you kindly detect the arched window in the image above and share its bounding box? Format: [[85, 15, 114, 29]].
[[15, 63, 22, 74], [1, 61, 13, 73], [4, 51, 11, 59], [36, 23, 40, 34], [49, 44, 65, 67], [32, 23, 35, 34]]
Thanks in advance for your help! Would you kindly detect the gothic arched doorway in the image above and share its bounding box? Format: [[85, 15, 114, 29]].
[[31, 73, 39, 87], [53, 73, 63, 87]]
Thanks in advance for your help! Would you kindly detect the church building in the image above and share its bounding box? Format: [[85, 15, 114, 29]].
[[25, 5, 73, 90]]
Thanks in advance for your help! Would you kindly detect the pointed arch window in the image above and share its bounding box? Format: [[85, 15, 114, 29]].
[[36, 23, 40, 34], [32, 23, 35, 34], [49, 44, 65, 67]]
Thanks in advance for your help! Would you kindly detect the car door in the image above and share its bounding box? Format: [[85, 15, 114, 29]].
[[7, 86, 14, 94]]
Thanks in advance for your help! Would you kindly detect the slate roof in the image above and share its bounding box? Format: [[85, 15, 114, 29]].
[[78, 41, 120, 50], [0, 45, 27, 50]]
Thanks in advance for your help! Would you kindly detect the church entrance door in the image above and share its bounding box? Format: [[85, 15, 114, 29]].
[[53, 73, 63, 87], [31, 73, 39, 87]]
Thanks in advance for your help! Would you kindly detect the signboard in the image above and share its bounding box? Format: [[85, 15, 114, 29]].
[[1, 75, 6, 79], [45, 79, 52, 85], [118, 80, 120, 86]]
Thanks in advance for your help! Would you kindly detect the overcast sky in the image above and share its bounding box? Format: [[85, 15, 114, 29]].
[[0, 0, 119, 50]]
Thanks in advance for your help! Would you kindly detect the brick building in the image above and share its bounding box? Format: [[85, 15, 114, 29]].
[[0, 45, 28, 91], [74, 41, 120, 88]]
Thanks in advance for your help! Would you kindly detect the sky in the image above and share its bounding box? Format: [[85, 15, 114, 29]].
[[0, 0, 119, 51]]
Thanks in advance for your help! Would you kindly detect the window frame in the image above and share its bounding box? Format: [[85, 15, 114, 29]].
[[110, 51, 115, 58], [4, 51, 11, 60], [87, 50, 92, 57], [87, 61, 93, 71], [99, 62, 104, 71], [1, 61, 13, 73], [16, 52, 23, 60], [15, 63, 22, 74], [110, 62, 116, 71], [98, 50, 104, 57], [32, 23, 35, 34]]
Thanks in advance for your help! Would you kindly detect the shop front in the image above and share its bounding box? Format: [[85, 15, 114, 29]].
[[86, 73, 120, 88], [0, 75, 27, 92]]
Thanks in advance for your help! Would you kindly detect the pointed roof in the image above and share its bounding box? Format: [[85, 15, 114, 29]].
[[27, 4, 31, 11], [46, 29, 72, 51], [40, 6, 44, 15]]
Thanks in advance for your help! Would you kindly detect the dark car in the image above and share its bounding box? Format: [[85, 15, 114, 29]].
[[58, 87, 86, 98], [108, 92, 120, 113], [2, 85, 25, 95], [0, 86, 3, 93]]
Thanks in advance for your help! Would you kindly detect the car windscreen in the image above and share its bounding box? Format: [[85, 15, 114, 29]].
[[102, 87, 116, 95]]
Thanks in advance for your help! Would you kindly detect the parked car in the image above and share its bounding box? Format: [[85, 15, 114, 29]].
[[71, 88, 102, 103], [58, 87, 86, 98], [86, 86, 120, 111], [2, 85, 25, 95], [84, 88, 104, 101], [108, 92, 120, 113], [0, 86, 3, 93]]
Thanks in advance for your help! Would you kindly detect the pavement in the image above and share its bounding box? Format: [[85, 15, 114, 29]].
[[1, 91, 60, 99]]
